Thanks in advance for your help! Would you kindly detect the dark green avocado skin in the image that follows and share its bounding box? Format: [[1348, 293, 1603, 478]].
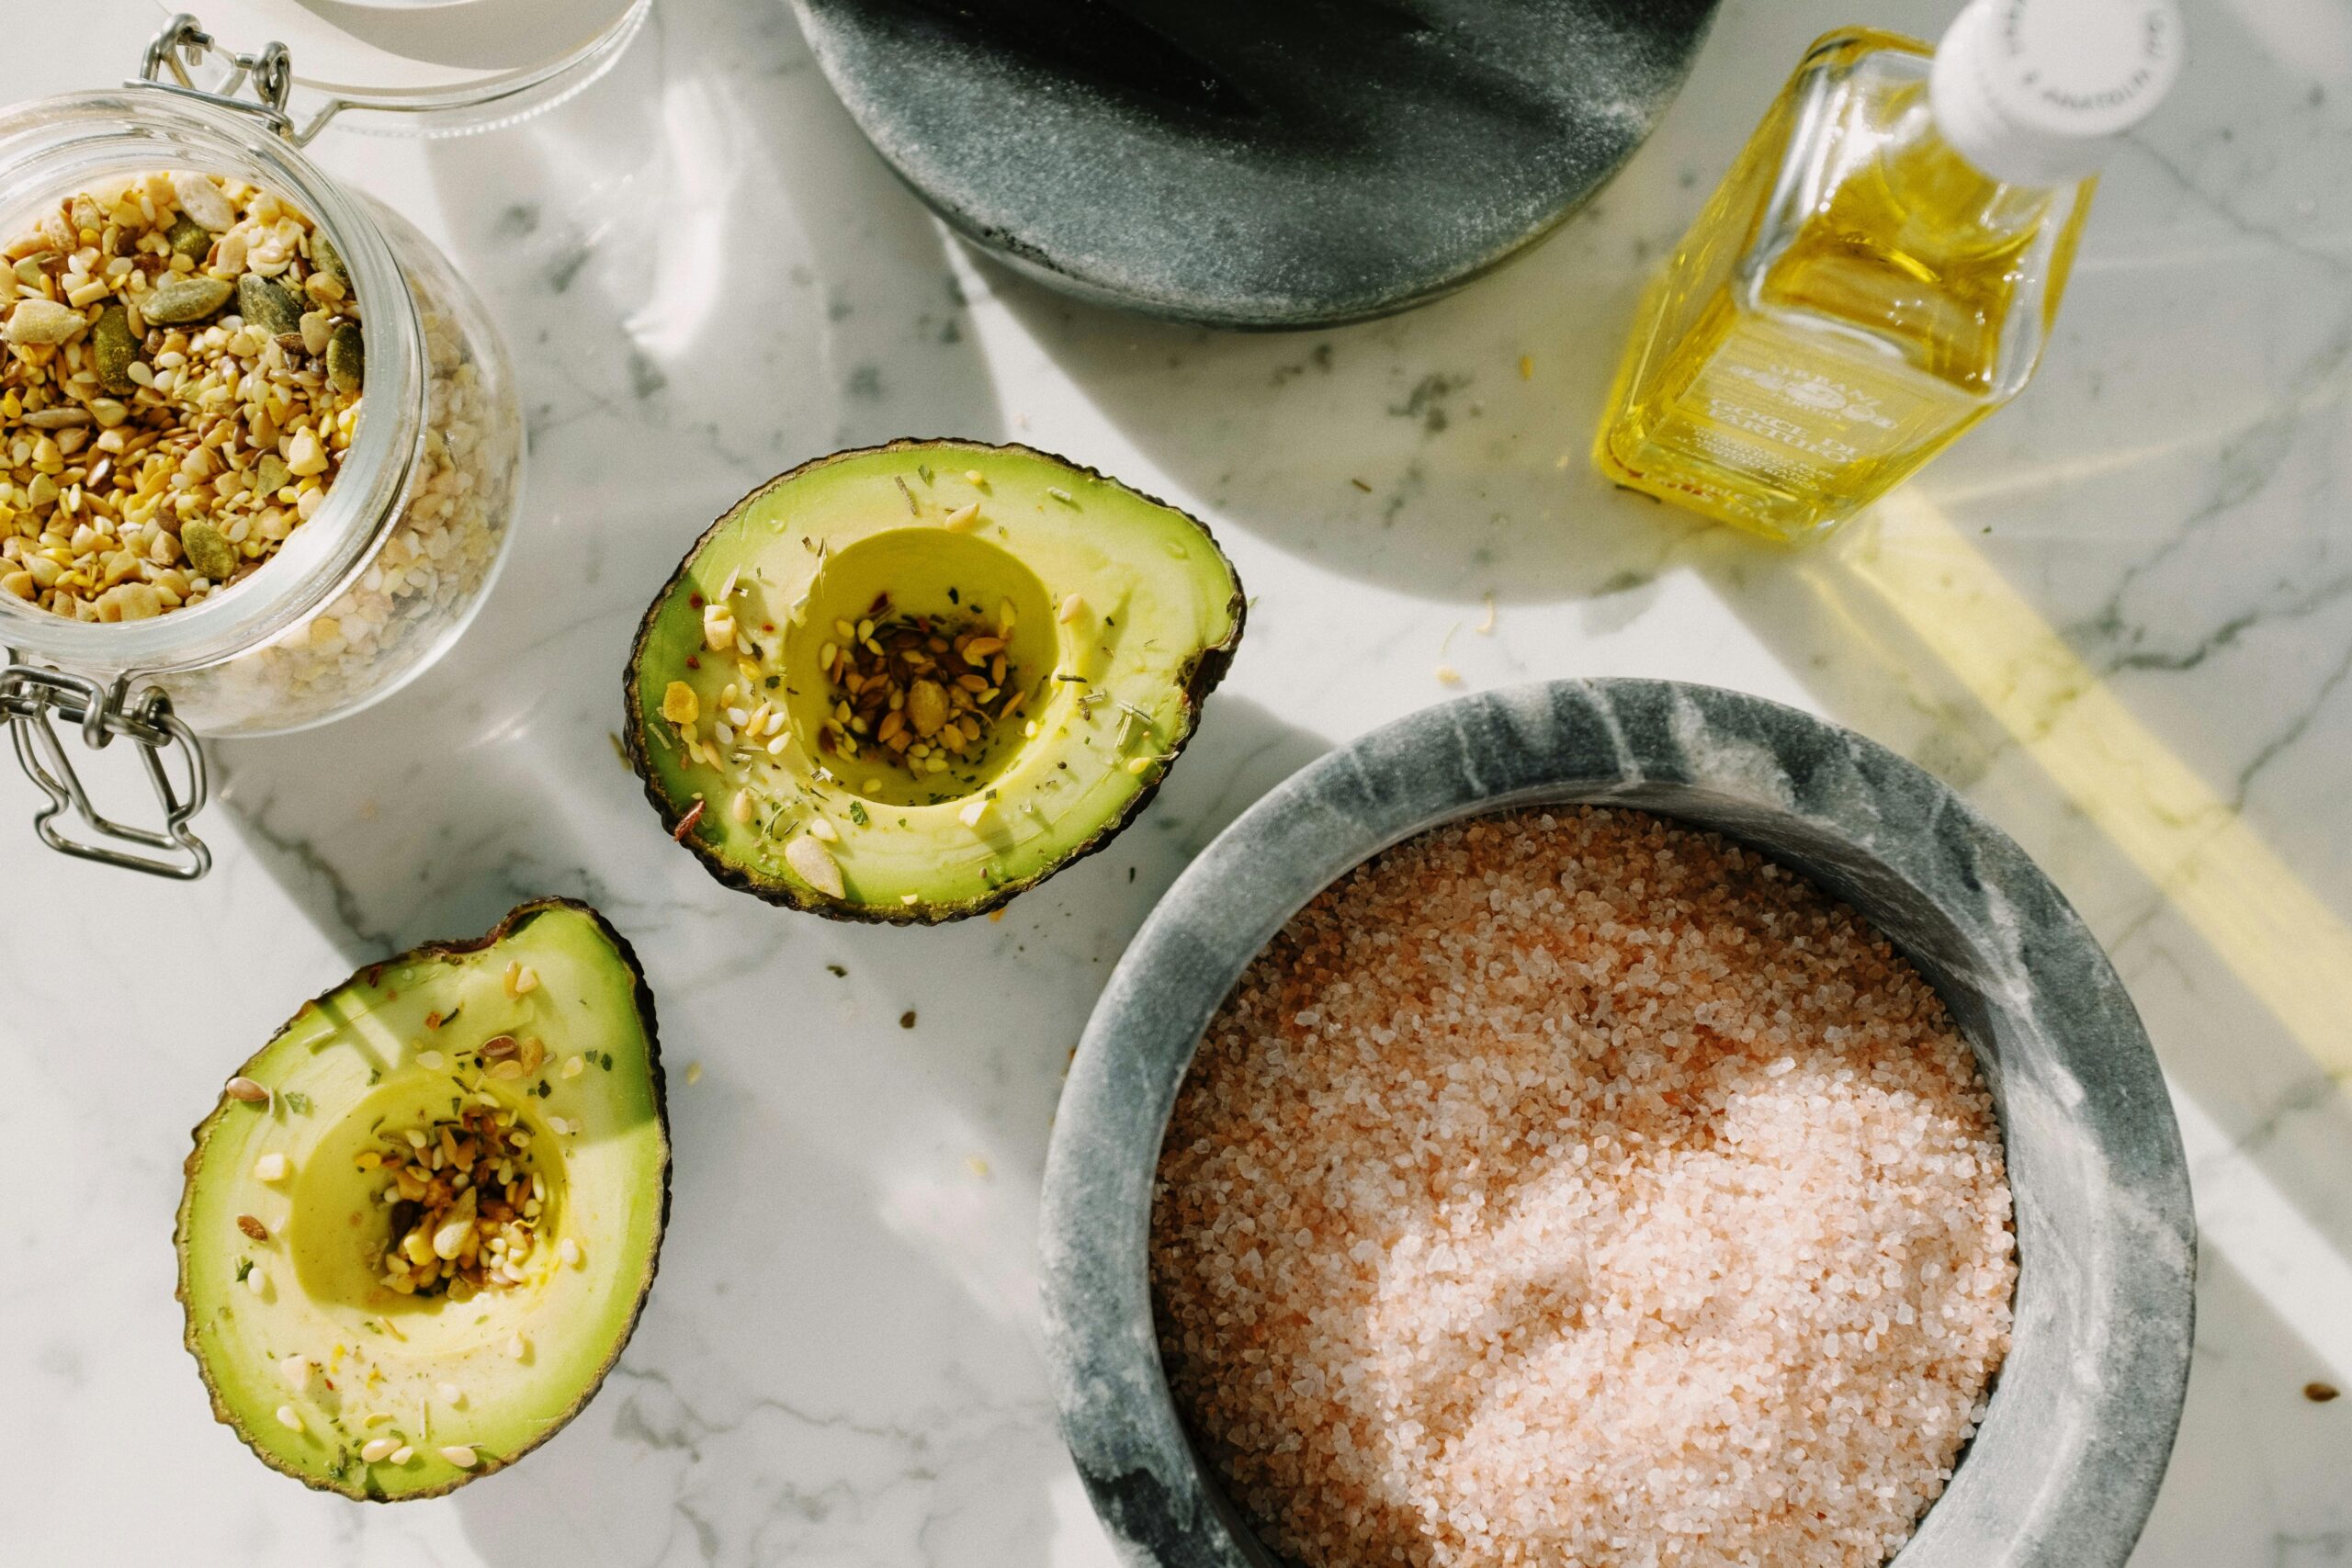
[[622, 438, 1247, 924], [174, 897, 671, 1503]]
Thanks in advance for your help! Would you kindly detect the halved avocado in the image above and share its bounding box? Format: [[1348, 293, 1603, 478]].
[[624, 439, 1244, 921], [175, 899, 669, 1501]]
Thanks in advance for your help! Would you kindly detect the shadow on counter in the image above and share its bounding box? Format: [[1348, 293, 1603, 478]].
[[441, 692, 1326, 1567], [213, 0, 1006, 964], [981, 0, 2352, 1499]]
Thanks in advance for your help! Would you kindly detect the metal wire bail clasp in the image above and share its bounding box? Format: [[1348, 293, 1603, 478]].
[[2, 663, 211, 880], [134, 12, 311, 142]]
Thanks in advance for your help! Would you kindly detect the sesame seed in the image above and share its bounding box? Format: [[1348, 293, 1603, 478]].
[[224, 1077, 270, 1104], [439, 1445, 478, 1469], [360, 1438, 399, 1463], [390, 1446, 413, 1465], [416, 1050, 447, 1070], [275, 1404, 303, 1433], [559, 1238, 582, 1267]]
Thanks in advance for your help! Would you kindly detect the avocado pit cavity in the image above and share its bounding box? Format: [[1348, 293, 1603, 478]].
[[818, 593, 1033, 790], [371, 1096, 549, 1301]]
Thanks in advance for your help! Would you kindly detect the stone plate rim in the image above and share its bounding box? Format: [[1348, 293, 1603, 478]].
[[786, 1, 1725, 329]]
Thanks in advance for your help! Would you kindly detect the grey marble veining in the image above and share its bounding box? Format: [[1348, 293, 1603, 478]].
[[1043, 680, 2196, 1568], [3, 0, 2349, 1562]]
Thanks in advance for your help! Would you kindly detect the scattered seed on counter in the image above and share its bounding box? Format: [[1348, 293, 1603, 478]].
[[0, 170, 362, 621]]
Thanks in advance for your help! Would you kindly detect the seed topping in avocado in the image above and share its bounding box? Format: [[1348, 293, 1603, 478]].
[[624, 441, 1244, 920], [371, 1101, 549, 1299], [817, 593, 1033, 785]]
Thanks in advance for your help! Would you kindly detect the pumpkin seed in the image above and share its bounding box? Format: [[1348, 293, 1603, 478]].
[[238, 273, 304, 337], [4, 298, 85, 345], [181, 519, 238, 581], [311, 231, 349, 291], [141, 275, 234, 325], [169, 170, 237, 231], [908, 678, 949, 739], [786, 833, 845, 897], [165, 214, 213, 265], [326, 321, 364, 394], [92, 303, 138, 393]]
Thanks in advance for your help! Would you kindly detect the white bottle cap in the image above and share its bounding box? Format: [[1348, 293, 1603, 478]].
[[1929, 0, 2186, 186]]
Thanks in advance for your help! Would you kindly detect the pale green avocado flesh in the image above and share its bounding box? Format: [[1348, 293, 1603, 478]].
[[175, 900, 668, 1500], [627, 441, 1244, 920]]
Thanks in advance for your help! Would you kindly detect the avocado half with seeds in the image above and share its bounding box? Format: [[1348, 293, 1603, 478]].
[[175, 899, 669, 1501], [624, 439, 1245, 921]]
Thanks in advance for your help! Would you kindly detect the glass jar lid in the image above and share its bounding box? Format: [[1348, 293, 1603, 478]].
[[142, 0, 650, 141]]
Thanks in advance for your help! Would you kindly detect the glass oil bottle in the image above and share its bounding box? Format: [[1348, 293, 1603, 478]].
[[1594, 0, 2183, 542]]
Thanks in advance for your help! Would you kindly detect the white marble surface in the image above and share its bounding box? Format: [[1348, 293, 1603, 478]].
[[5, 0, 2348, 1562]]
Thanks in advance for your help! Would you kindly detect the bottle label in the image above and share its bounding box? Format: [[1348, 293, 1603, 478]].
[[1662, 316, 1963, 487]]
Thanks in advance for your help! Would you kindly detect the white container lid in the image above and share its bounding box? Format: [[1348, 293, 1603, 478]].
[[1930, 0, 2186, 186], [155, 0, 648, 136]]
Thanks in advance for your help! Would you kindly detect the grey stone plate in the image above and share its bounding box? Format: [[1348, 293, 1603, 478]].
[[788, 0, 1721, 328], [1039, 679, 2194, 1568]]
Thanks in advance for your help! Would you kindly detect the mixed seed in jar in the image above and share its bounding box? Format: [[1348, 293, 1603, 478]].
[[0, 169, 361, 622]]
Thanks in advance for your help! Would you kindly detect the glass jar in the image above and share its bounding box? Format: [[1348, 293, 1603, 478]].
[[0, 44, 525, 875]]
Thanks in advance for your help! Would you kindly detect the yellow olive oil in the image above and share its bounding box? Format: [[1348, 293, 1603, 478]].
[[1596, 26, 2110, 542]]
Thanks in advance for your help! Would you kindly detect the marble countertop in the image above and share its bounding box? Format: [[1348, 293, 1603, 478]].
[[6, 0, 2347, 1562]]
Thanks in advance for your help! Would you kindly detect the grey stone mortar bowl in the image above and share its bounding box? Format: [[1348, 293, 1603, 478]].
[[1040, 679, 2194, 1568]]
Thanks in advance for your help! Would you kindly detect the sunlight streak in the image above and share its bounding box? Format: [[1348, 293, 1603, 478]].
[[1829, 494, 2352, 1080]]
